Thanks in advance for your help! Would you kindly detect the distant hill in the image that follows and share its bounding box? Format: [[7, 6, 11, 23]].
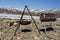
[[0, 8, 60, 18]]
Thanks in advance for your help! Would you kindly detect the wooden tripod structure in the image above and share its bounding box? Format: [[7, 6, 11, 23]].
[[10, 6, 40, 40]]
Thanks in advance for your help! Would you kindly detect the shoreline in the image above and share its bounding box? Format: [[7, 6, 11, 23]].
[[0, 13, 39, 19], [0, 13, 60, 20]]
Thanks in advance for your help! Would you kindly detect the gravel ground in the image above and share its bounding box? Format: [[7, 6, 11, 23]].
[[0, 18, 60, 40]]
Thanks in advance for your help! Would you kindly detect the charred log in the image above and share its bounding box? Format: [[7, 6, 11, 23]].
[[40, 29, 45, 33], [46, 27, 54, 31], [16, 20, 31, 25], [21, 29, 32, 32], [20, 20, 31, 25], [40, 27, 54, 33]]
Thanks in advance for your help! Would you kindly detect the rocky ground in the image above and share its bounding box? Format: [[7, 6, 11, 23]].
[[0, 18, 60, 40]]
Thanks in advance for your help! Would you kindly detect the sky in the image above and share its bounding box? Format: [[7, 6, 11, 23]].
[[0, 0, 60, 10]]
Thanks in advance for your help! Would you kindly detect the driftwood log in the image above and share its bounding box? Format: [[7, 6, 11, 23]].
[[40, 18, 56, 22], [40, 13, 56, 22]]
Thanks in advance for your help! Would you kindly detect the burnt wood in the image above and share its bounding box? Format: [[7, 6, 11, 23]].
[[40, 27, 54, 33], [20, 20, 31, 25], [16, 20, 31, 25], [46, 27, 54, 31], [21, 29, 32, 32]]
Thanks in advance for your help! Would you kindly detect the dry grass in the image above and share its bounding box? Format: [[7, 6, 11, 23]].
[[0, 18, 60, 40]]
